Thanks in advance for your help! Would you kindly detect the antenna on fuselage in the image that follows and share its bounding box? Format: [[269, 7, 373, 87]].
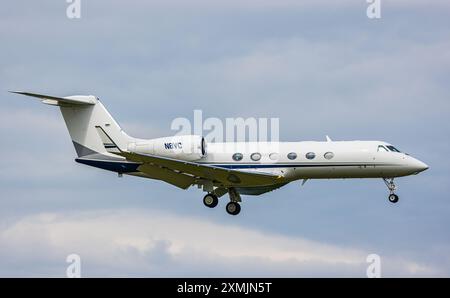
[[326, 135, 332, 142]]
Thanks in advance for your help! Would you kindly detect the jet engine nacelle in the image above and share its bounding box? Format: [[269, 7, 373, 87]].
[[127, 135, 207, 161]]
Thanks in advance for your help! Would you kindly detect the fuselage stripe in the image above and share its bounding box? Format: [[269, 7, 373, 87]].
[[197, 163, 396, 169]]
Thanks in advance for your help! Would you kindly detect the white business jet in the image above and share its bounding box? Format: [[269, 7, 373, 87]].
[[11, 91, 429, 215]]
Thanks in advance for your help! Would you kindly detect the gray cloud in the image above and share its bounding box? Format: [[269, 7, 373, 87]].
[[0, 209, 444, 277]]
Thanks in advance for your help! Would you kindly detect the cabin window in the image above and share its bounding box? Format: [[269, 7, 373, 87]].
[[287, 152, 297, 160], [250, 152, 261, 161], [232, 153, 243, 161], [324, 152, 334, 160], [386, 145, 401, 153], [305, 152, 316, 160], [269, 153, 279, 160], [378, 145, 388, 152]]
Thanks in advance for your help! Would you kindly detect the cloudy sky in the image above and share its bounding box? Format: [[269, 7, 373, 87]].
[[1, 0, 450, 277]]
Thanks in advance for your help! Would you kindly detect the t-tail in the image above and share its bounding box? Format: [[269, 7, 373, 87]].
[[9, 91, 135, 159]]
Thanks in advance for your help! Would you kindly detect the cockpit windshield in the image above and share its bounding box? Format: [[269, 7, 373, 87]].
[[386, 145, 401, 153]]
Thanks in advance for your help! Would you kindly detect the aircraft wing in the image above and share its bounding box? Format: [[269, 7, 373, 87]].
[[118, 151, 283, 187], [95, 125, 282, 187]]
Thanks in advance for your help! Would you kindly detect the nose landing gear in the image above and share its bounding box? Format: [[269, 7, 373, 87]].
[[383, 178, 399, 203], [388, 193, 399, 203]]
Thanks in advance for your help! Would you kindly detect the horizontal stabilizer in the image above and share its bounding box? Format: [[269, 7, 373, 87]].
[[9, 91, 97, 106]]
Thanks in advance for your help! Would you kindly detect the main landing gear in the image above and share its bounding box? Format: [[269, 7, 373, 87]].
[[203, 193, 218, 208], [226, 188, 241, 216], [202, 187, 242, 216], [226, 202, 241, 216], [383, 178, 399, 203]]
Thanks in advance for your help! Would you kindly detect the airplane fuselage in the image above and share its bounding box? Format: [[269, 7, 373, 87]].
[[200, 141, 428, 180]]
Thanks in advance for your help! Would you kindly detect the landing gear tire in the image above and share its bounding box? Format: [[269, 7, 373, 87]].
[[226, 202, 241, 216], [388, 194, 399, 203], [383, 178, 399, 204], [203, 194, 218, 208]]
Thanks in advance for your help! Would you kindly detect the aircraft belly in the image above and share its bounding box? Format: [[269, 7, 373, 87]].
[[235, 183, 288, 195], [292, 165, 407, 179]]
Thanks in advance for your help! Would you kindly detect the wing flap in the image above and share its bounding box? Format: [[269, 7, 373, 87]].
[[137, 164, 195, 189]]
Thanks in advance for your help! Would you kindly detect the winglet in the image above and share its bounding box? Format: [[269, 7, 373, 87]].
[[326, 135, 332, 142]]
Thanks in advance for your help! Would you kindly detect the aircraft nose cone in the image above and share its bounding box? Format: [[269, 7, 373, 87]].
[[410, 158, 429, 174]]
